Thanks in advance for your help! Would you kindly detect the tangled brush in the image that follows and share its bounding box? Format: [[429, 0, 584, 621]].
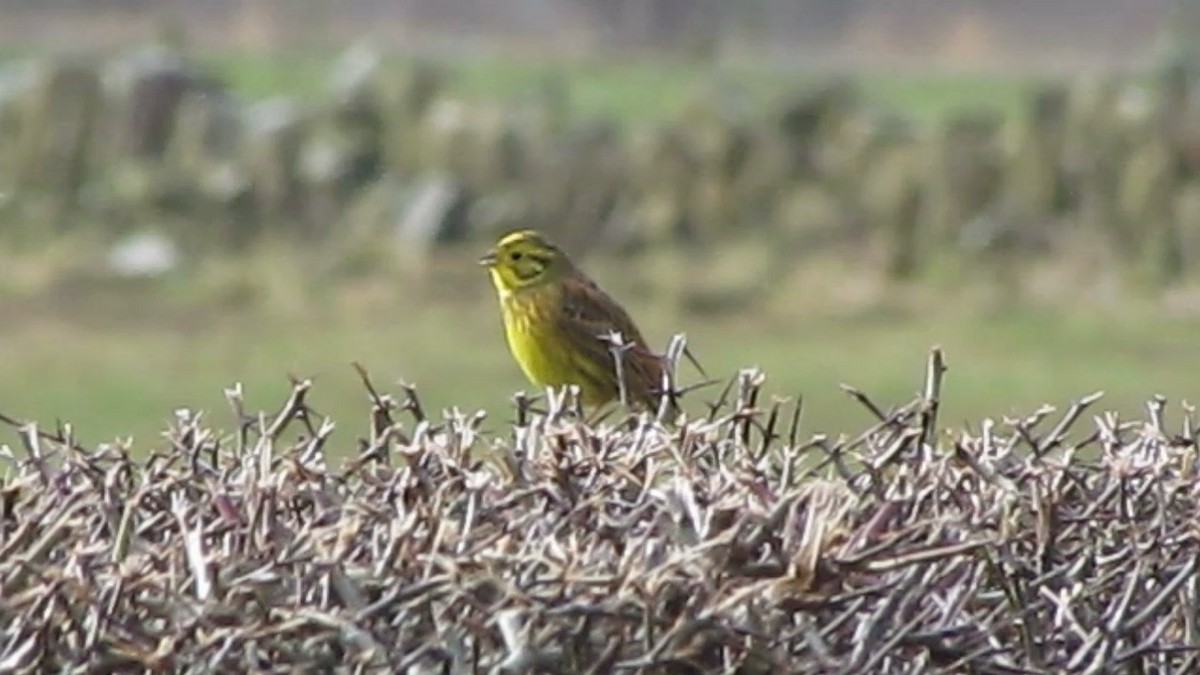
[[1, 349, 1198, 673]]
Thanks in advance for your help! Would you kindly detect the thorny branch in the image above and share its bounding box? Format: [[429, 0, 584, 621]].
[[0, 348, 1196, 672]]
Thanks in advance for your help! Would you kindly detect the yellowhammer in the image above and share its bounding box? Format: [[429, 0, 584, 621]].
[[479, 229, 670, 411]]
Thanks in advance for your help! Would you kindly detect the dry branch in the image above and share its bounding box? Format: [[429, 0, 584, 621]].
[[0, 349, 1198, 672]]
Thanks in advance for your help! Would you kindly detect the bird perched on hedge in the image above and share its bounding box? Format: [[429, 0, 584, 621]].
[[479, 229, 673, 412]]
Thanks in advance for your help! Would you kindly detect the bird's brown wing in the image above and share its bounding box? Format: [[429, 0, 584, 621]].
[[556, 274, 668, 410]]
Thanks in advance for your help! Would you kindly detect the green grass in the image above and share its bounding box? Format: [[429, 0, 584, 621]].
[[1, 273, 1197, 452], [191, 50, 1037, 128], [197, 51, 335, 102], [0, 47, 1042, 139], [0, 49, 1167, 451]]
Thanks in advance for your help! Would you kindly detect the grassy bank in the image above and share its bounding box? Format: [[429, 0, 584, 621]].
[[0, 51, 1167, 449], [1, 261, 1195, 449], [197, 50, 1036, 126]]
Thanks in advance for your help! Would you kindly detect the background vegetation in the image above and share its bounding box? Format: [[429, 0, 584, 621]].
[[0, 3, 1198, 449]]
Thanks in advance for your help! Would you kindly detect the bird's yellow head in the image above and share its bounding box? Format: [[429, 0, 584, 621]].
[[479, 229, 570, 294]]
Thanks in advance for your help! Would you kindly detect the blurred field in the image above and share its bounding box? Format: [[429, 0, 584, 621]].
[[0, 50, 1194, 449], [2, 248, 1198, 448], [197, 50, 1036, 126]]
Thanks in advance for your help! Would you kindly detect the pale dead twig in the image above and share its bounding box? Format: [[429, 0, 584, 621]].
[[0, 355, 1194, 671]]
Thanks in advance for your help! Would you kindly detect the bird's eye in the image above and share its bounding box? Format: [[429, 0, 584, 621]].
[[511, 252, 523, 261]]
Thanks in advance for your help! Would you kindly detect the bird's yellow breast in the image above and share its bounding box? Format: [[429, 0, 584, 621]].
[[499, 285, 579, 391]]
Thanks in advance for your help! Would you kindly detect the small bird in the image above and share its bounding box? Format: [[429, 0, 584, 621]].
[[479, 229, 670, 412]]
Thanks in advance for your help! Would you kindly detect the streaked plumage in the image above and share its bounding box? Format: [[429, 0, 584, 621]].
[[480, 229, 668, 410]]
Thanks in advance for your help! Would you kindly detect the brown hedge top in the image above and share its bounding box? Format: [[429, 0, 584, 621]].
[[0, 350, 1197, 673]]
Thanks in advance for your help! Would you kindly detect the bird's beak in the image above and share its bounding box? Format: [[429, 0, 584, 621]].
[[478, 249, 498, 267]]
